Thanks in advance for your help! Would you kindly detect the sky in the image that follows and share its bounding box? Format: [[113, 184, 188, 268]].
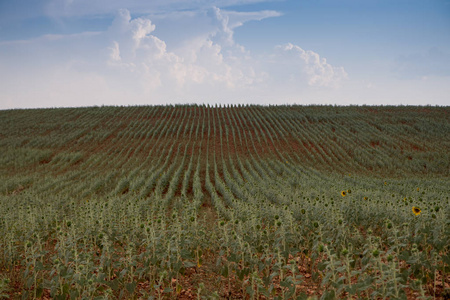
[[0, 0, 449, 109]]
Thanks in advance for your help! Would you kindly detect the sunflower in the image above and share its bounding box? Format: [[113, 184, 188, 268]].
[[363, 196, 368, 200], [412, 206, 421, 216], [341, 191, 347, 197]]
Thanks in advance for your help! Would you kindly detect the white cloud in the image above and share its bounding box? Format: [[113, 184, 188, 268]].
[[103, 8, 262, 92], [42, 0, 275, 18], [0, 31, 101, 47], [273, 43, 348, 88], [208, 7, 281, 46], [0, 7, 350, 109]]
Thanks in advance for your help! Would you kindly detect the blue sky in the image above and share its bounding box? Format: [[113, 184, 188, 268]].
[[0, 0, 449, 109]]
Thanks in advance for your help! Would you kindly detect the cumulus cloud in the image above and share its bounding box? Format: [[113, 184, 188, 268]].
[[103, 8, 264, 92], [0, 7, 348, 108], [103, 8, 345, 91], [270, 43, 348, 88]]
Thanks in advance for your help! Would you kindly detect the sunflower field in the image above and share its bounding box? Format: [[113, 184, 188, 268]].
[[0, 105, 449, 299]]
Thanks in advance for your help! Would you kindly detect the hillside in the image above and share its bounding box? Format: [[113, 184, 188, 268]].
[[0, 105, 449, 299]]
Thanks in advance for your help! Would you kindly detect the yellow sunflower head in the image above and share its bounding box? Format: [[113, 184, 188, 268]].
[[341, 191, 347, 197], [412, 206, 421, 216], [363, 196, 368, 200]]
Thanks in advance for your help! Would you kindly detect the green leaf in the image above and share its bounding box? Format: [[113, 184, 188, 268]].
[[296, 292, 308, 300], [180, 249, 192, 260], [258, 286, 270, 297], [258, 262, 265, 272], [126, 282, 136, 294], [21, 291, 29, 300], [320, 290, 335, 300], [228, 253, 239, 263], [317, 262, 327, 271], [36, 287, 44, 298], [69, 290, 79, 300], [108, 278, 119, 291], [285, 286, 295, 299], [345, 284, 358, 295], [62, 283, 70, 295], [280, 279, 292, 288], [119, 268, 127, 278], [97, 273, 106, 281], [183, 261, 196, 268], [26, 277, 34, 289], [35, 261, 45, 271], [246, 286, 255, 296]]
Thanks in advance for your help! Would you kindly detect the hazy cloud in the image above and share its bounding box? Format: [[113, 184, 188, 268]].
[[42, 0, 275, 18], [209, 7, 282, 46], [393, 47, 450, 79]]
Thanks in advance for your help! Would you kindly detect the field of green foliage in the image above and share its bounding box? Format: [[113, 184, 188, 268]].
[[0, 105, 449, 299]]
